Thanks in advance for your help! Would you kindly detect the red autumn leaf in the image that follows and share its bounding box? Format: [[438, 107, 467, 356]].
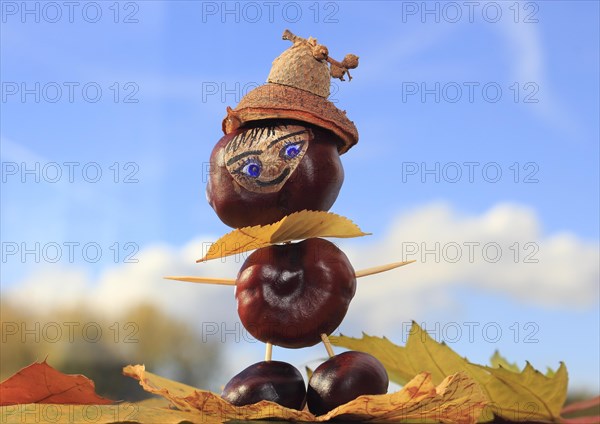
[[0, 360, 113, 406]]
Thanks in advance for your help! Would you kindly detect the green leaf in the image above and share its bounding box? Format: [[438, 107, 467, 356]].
[[330, 322, 568, 422]]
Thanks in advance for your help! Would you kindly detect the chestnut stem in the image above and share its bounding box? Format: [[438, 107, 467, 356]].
[[265, 343, 273, 362], [321, 334, 335, 358], [326, 56, 344, 69], [165, 260, 416, 286], [282, 29, 302, 44]]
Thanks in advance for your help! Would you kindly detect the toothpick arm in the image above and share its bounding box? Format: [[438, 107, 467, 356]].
[[165, 260, 415, 286]]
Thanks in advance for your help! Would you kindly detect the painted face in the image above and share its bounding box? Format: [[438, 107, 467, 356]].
[[224, 124, 312, 193]]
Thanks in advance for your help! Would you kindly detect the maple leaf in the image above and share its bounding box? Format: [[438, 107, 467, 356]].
[[197, 210, 369, 261], [0, 360, 112, 406], [123, 364, 486, 423], [330, 322, 568, 423], [490, 350, 520, 373]]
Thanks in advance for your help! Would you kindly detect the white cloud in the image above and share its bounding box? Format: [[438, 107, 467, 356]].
[[339, 202, 598, 331], [3, 238, 240, 326], [3, 202, 598, 334]]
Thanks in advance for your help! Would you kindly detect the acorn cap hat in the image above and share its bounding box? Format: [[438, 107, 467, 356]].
[[222, 29, 359, 154]]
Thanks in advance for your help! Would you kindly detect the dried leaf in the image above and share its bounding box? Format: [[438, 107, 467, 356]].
[[123, 364, 485, 423], [561, 395, 600, 423], [198, 210, 369, 261], [123, 364, 314, 422], [0, 360, 112, 406], [0, 402, 202, 424], [320, 371, 487, 423], [330, 323, 568, 422]]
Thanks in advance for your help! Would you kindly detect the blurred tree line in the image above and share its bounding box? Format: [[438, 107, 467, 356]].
[[0, 300, 223, 400], [1, 299, 597, 412]]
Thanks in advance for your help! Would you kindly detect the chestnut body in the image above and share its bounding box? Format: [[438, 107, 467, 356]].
[[206, 121, 344, 228], [221, 361, 306, 410], [307, 351, 389, 415], [235, 238, 356, 348]]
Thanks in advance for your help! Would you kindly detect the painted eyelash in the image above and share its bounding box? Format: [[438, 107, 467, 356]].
[[226, 125, 281, 153]]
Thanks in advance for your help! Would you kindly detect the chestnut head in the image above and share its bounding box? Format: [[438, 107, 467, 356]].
[[206, 120, 344, 228]]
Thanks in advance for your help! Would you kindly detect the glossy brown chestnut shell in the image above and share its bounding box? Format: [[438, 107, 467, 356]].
[[206, 120, 344, 228], [235, 238, 356, 348], [307, 351, 389, 416], [221, 360, 306, 410]]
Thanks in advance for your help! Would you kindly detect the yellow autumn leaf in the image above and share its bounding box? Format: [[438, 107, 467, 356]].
[[319, 371, 487, 424], [489, 350, 520, 373], [0, 402, 203, 424], [305, 366, 314, 381], [123, 364, 314, 422], [198, 210, 369, 262], [330, 323, 568, 423], [123, 364, 486, 423]]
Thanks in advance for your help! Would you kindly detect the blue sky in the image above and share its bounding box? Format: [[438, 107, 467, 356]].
[[1, 1, 599, 392]]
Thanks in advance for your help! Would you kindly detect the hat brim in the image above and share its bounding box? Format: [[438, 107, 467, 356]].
[[222, 84, 358, 155]]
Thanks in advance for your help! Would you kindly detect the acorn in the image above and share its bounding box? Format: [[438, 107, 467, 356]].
[[207, 30, 360, 228]]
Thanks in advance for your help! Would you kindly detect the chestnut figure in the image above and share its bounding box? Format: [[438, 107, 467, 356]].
[[221, 360, 306, 410], [307, 351, 389, 416], [235, 238, 356, 348], [206, 120, 344, 228]]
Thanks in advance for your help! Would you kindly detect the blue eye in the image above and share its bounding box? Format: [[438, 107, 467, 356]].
[[281, 142, 303, 160], [241, 162, 261, 178]]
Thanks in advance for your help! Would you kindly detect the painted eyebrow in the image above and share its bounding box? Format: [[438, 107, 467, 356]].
[[226, 150, 263, 166], [267, 129, 309, 149]]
